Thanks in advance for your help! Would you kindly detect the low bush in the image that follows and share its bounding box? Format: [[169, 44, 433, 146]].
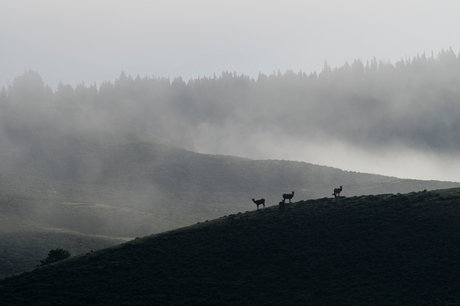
[[38, 248, 71, 267]]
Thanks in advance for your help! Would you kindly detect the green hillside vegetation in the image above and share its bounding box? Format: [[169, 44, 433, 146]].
[[1, 187, 459, 305]]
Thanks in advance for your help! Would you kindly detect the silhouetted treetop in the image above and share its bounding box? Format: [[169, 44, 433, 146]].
[[1, 49, 460, 153], [38, 248, 70, 267]]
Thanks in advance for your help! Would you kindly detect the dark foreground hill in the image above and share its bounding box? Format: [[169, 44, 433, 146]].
[[1, 188, 459, 306]]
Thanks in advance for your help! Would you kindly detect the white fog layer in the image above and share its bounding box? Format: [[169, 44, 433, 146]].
[[1, 1, 460, 181], [2, 52, 460, 182]]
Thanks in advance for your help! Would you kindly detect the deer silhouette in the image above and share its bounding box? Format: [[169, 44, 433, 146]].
[[252, 198, 265, 209], [279, 199, 286, 210], [332, 185, 343, 198], [282, 191, 295, 203]]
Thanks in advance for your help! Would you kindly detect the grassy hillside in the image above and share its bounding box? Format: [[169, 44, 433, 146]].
[[1, 141, 457, 278], [1, 188, 459, 305], [0, 230, 124, 278], [0, 195, 126, 277], [2, 142, 458, 226]]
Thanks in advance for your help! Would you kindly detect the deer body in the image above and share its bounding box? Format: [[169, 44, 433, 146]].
[[332, 185, 343, 198], [252, 198, 265, 209], [282, 191, 295, 203]]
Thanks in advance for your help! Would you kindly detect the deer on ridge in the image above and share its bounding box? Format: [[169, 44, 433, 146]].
[[332, 185, 343, 198], [282, 191, 295, 203], [252, 198, 265, 210]]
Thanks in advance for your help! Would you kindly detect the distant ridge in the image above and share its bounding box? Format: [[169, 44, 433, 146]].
[[1, 141, 458, 237], [1, 188, 459, 305]]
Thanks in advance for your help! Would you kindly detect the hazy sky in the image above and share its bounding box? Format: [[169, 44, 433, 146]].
[[1, 0, 460, 89], [2, 1, 460, 182]]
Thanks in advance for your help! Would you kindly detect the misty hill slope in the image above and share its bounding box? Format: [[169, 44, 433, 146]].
[[5, 141, 458, 203], [1, 141, 458, 238], [1, 188, 459, 305], [0, 194, 125, 278], [0, 229, 124, 278]]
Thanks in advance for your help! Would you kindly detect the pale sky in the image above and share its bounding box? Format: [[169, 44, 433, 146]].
[[1, 0, 459, 89]]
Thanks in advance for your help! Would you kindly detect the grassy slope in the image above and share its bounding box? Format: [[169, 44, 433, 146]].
[[0, 231, 124, 278], [0, 142, 458, 278], [1, 188, 459, 305], [2, 142, 458, 226], [0, 195, 125, 277]]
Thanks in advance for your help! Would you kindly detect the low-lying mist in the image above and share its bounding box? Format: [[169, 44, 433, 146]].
[[1, 49, 460, 185], [193, 127, 460, 181]]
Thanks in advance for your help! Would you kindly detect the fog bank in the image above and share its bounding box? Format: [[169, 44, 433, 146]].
[[2, 50, 460, 182]]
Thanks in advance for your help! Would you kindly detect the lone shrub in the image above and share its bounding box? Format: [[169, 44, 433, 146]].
[[38, 248, 71, 267]]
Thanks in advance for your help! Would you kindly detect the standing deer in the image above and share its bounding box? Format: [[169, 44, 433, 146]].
[[332, 185, 343, 198], [252, 198, 265, 210], [282, 191, 295, 203]]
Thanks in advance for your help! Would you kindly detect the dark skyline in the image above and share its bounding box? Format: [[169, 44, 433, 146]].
[[1, 1, 459, 89]]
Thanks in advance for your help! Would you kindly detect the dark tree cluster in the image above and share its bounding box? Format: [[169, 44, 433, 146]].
[[37, 248, 70, 267], [1, 48, 460, 155]]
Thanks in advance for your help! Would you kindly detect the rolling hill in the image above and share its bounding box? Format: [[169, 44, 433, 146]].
[[0, 228, 124, 279], [2, 141, 458, 236], [1, 140, 458, 277], [1, 187, 459, 305]]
